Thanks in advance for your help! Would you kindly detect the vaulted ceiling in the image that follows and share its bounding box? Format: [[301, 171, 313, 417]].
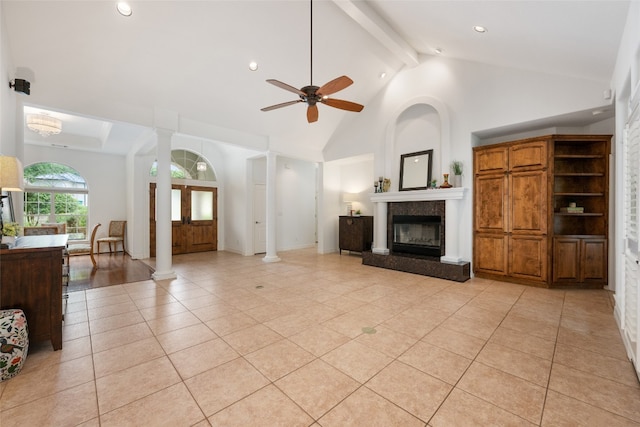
[[3, 0, 629, 158]]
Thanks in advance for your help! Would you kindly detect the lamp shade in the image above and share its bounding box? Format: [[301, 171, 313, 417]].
[[0, 156, 25, 191], [342, 193, 358, 202]]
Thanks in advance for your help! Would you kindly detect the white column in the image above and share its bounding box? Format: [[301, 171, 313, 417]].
[[152, 129, 177, 280], [441, 199, 462, 263], [372, 201, 390, 255], [263, 151, 281, 263]]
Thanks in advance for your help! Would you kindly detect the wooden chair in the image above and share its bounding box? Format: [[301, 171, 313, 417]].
[[97, 220, 126, 254], [23, 226, 58, 236], [42, 223, 66, 234], [66, 223, 101, 267]]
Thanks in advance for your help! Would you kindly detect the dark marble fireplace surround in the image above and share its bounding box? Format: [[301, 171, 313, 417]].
[[363, 200, 470, 282]]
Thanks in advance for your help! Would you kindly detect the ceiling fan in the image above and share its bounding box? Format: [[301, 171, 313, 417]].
[[261, 0, 364, 123]]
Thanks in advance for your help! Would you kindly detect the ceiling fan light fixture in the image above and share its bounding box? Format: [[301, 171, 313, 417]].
[[26, 114, 62, 137]]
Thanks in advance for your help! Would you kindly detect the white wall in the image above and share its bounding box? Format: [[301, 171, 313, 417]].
[[324, 55, 614, 263]]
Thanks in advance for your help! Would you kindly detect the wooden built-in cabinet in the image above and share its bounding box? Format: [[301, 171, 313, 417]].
[[339, 216, 373, 254], [473, 134, 610, 288]]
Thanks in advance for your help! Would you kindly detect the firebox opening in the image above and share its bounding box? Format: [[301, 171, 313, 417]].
[[392, 215, 442, 257]]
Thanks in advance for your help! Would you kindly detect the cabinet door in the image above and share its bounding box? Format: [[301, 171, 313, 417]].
[[474, 233, 508, 276], [509, 235, 547, 282], [509, 140, 547, 171], [474, 174, 508, 232], [510, 170, 547, 234], [474, 146, 508, 175], [553, 237, 580, 282], [339, 217, 364, 251], [581, 238, 607, 282]]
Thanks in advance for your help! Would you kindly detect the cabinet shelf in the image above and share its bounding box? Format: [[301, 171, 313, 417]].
[[554, 192, 604, 197]]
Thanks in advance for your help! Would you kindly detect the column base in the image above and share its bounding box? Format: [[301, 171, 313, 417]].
[[152, 270, 177, 281], [262, 255, 281, 263], [440, 255, 462, 264], [372, 247, 390, 255]]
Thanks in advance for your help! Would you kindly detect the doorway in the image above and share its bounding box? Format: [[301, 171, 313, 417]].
[[253, 184, 266, 254], [150, 183, 217, 256]]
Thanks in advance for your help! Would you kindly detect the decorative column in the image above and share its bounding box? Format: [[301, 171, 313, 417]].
[[263, 151, 281, 263], [442, 199, 462, 264], [372, 201, 390, 255], [152, 128, 177, 280]]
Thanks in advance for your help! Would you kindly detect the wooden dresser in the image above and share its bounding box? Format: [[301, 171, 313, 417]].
[[0, 234, 68, 350], [339, 216, 373, 254]]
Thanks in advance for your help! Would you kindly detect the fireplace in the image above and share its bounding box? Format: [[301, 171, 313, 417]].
[[392, 215, 442, 257]]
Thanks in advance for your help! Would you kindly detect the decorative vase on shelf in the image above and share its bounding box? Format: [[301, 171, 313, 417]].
[[453, 174, 462, 188], [440, 173, 452, 188]]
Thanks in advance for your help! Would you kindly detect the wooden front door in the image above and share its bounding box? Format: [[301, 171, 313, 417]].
[[150, 184, 217, 256]]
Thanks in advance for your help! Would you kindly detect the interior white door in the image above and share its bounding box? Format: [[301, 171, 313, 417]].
[[253, 184, 267, 254]]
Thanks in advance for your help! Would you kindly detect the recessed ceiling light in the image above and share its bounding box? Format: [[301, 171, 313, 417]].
[[249, 61, 258, 71], [379, 72, 387, 79], [473, 25, 488, 33], [117, 2, 132, 17], [434, 48, 443, 54]]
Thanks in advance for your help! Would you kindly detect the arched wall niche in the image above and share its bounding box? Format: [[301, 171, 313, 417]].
[[384, 97, 451, 191]]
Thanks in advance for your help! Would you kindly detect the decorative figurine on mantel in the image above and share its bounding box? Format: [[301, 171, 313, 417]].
[[440, 173, 452, 188], [374, 176, 391, 193]]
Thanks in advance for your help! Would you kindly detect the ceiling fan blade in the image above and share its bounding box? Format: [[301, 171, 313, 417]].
[[317, 75, 353, 96], [322, 98, 364, 112], [261, 100, 302, 112], [307, 105, 319, 123], [266, 79, 305, 96]]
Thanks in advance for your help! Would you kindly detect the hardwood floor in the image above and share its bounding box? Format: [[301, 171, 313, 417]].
[[66, 253, 154, 293]]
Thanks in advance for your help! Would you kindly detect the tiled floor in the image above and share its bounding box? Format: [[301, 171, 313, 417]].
[[1, 248, 639, 426]]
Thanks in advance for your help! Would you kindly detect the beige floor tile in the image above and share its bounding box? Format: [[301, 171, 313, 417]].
[[422, 325, 486, 359], [131, 293, 178, 309], [322, 340, 393, 383], [169, 338, 239, 379], [93, 336, 165, 378], [355, 325, 418, 358], [138, 301, 189, 321], [63, 309, 89, 326], [244, 339, 314, 381], [62, 321, 90, 342], [275, 359, 360, 419], [205, 311, 258, 336], [96, 356, 181, 414], [318, 386, 424, 427], [439, 313, 499, 340], [86, 293, 133, 310], [0, 354, 94, 411], [190, 302, 239, 322], [264, 312, 318, 337], [185, 358, 269, 417], [430, 388, 536, 427], [222, 323, 285, 355], [207, 384, 313, 426], [381, 310, 445, 340], [554, 343, 639, 388], [455, 304, 506, 327], [548, 363, 640, 422], [88, 310, 145, 335], [100, 383, 205, 427], [322, 312, 375, 338], [87, 301, 139, 321], [476, 342, 552, 387], [490, 326, 556, 360], [91, 322, 153, 354], [542, 390, 640, 427], [367, 360, 452, 422], [156, 323, 218, 354], [557, 326, 629, 361], [0, 381, 98, 427], [501, 312, 559, 341], [146, 310, 201, 335], [399, 341, 472, 385], [244, 303, 293, 322], [289, 324, 351, 357], [20, 336, 92, 373], [85, 285, 127, 300], [457, 362, 546, 424]]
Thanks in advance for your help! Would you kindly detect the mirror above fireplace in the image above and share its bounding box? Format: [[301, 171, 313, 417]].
[[399, 149, 433, 191]]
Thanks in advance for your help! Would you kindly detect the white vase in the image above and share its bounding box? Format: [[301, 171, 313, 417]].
[[1, 235, 16, 246], [453, 174, 462, 188]]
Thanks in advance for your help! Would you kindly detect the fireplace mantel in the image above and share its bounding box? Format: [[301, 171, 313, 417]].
[[369, 187, 468, 264], [370, 188, 465, 203]]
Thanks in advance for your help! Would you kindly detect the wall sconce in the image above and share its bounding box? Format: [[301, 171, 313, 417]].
[[9, 78, 30, 95], [0, 156, 25, 235]]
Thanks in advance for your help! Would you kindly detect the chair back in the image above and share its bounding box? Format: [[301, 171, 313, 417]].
[[89, 223, 101, 252], [23, 226, 58, 236], [108, 221, 126, 238], [43, 223, 66, 234]]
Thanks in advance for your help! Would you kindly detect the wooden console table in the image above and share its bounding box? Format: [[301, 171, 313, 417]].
[[0, 234, 68, 350]]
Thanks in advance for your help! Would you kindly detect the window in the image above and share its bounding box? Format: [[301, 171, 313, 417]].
[[23, 162, 88, 240], [149, 149, 216, 181]]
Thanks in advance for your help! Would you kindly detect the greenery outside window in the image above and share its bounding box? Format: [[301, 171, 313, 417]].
[[23, 163, 88, 240]]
